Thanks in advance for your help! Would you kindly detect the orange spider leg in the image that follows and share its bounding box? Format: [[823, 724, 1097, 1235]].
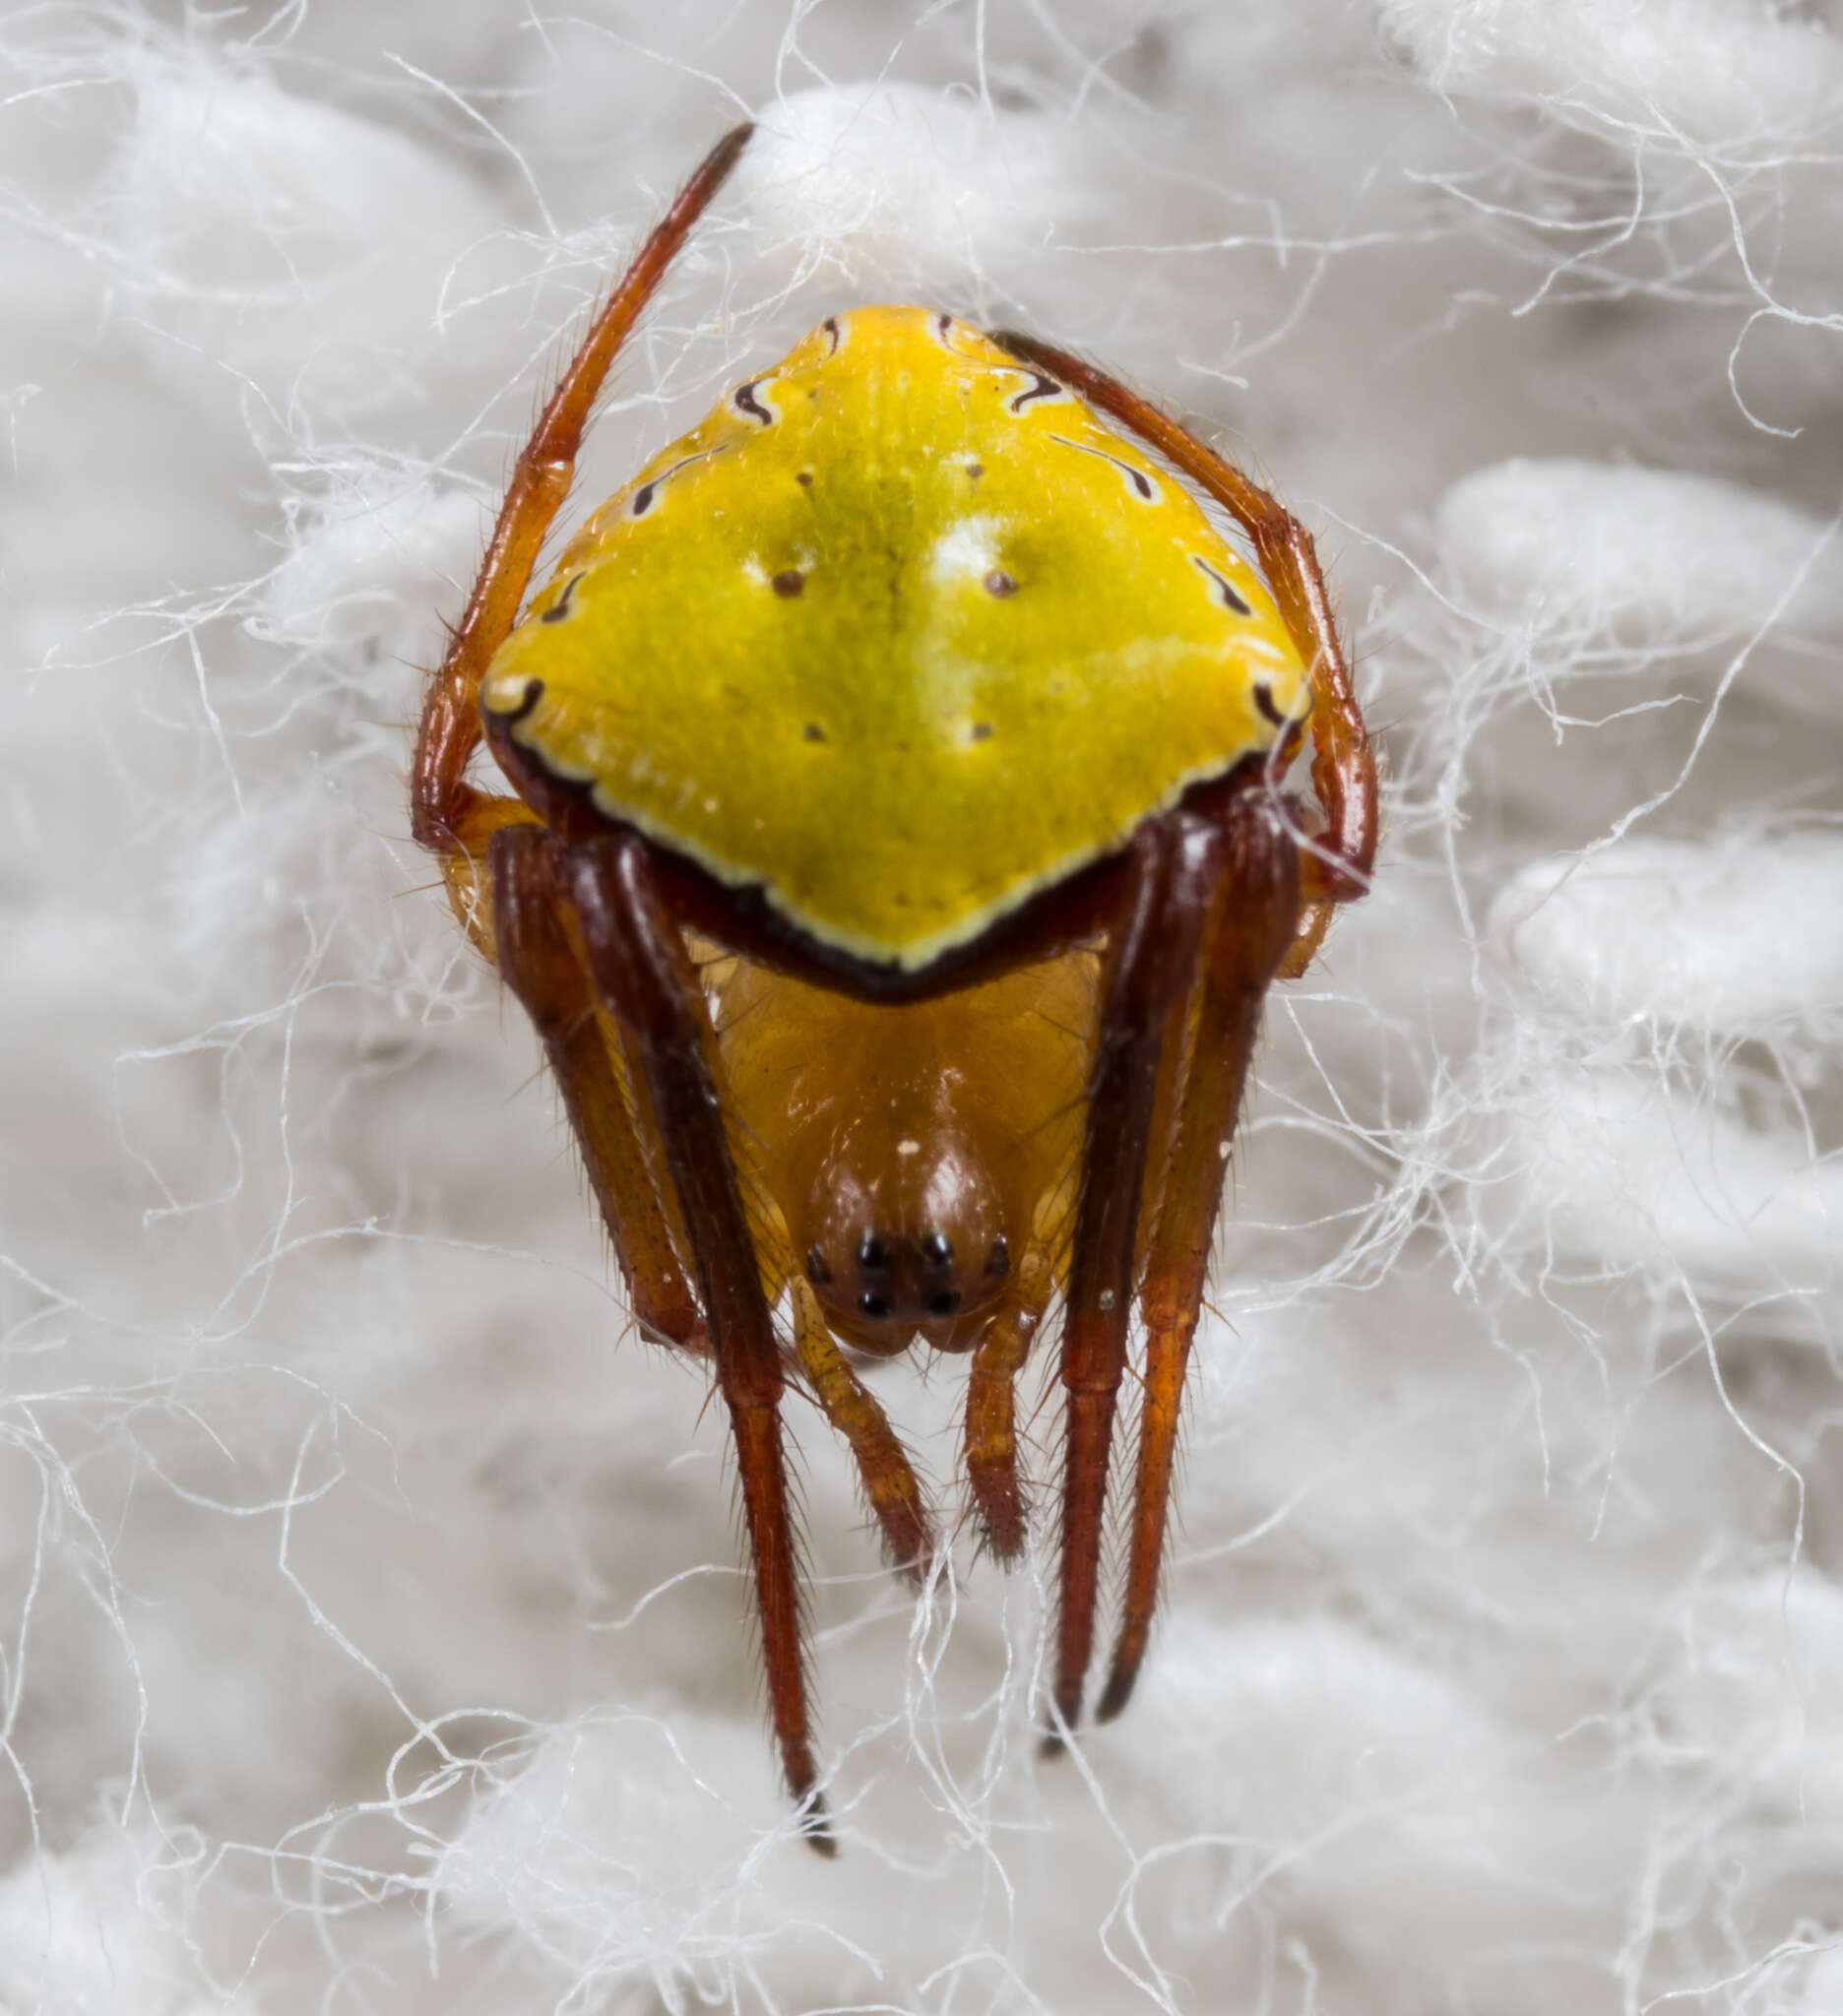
[[1096, 792, 1300, 1722], [489, 827, 703, 1352], [563, 832, 830, 1850], [412, 124, 753, 874], [989, 334, 1377, 977], [1049, 808, 1229, 1745], [963, 1240, 1054, 1563], [791, 1277, 934, 1581]]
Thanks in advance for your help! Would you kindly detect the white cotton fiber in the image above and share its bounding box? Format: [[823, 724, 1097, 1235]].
[[261, 477, 484, 667], [1438, 461, 1843, 659], [433, 1711, 794, 1997], [1661, 1571, 1843, 1822], [1379, 0, 1843, 144], [1485, 836, 1843, 1291], [1491, 836, 1843, 1041], [739, 84, 1078, 296], [0, 1826, 259, 2016], [1125, 1611, 1640, 2003], [1506, 1062, 1841, 1289], [107, 48, 504, 423]]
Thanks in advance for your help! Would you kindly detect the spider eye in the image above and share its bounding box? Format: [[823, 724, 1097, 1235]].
[[804, 1244, 831, 1285], [920, 1230, 953, 1267], [857, 1234, 889, 1273], [858, 1292, 894, 1321], [985, 1236, 1010, 1279], [927, 1290, 962, 1318]]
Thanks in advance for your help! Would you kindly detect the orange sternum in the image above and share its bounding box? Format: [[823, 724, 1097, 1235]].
[[711, 947, 1100, 1354]]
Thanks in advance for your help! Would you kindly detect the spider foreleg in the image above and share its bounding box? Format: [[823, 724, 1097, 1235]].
[[1096, 791, 1300, 1723], [413, 124, 753, 855], [562, 832, 830, 1853], [791, 1279, 935, 1582]]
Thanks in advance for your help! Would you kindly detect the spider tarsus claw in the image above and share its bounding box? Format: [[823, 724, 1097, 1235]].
[[1040, 1680, 1084, 1758], [1094, 1667, 1136, 1724], [706, 120, 756, 165], [794, 1791, 838, 1858]]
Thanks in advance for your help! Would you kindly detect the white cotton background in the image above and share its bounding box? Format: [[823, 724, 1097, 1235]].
[[3, 0, 1841, 2009]]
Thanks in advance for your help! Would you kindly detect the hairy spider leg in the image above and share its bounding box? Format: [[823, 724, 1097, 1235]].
[[1049, 804, 1236, 1745], [988, 334, 1378, 977], [1096, 791, 1300, 1723], [791, 1277, 935, 1579], [564, 832, 831, 1850]]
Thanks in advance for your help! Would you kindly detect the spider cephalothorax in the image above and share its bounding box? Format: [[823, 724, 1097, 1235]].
[[413, 124, 1376, 1852]]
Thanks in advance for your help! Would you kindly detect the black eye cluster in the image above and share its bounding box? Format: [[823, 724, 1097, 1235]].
[[858, 1231, 959, 1320], [804, 1229, 1011, 1323]]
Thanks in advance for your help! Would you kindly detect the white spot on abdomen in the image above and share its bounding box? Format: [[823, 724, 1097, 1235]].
[[930, 516, 1001, 584]]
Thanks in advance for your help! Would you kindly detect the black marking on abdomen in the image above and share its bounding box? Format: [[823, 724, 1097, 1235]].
[[733, 378, 775, 424], [772, 569, 805, 598], [1049, 433, 1158, 501], [1193, 554, 1253, 616], [1008, 370, 1064, 413], [822, 316, 842, 354], [540, 573, 584, 624], [631, 447, 721, 518], [935, 312, 955, 347], [1253, 681, 1286, 725]]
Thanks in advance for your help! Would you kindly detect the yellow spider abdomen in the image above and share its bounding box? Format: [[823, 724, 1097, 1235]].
[[480, 307, 1310, 973]]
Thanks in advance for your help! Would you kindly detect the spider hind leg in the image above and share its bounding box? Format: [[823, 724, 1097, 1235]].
[[1099, 789, 1300, 1724], [1049, 781, 1301, 1747]]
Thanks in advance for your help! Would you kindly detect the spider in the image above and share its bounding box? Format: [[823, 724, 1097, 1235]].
[[412, 123, 1376, 1853]]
